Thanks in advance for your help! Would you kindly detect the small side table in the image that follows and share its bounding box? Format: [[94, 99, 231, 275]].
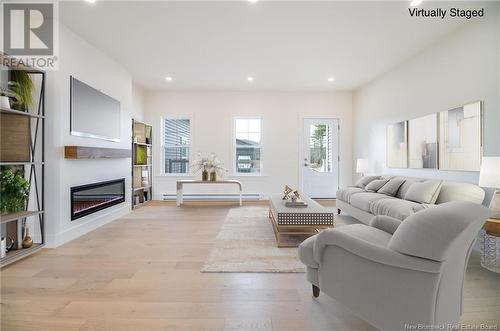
[[480, 218, 500, 273]]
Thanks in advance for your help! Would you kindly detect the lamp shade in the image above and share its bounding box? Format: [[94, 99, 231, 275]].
[[479, 157, 500, 188], [356, 158, 370, 174]]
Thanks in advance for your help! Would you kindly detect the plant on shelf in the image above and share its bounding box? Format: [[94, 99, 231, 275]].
[[0, 169, 30, 213], [8, 71, 35, 111], [191, 152, 227, 181]]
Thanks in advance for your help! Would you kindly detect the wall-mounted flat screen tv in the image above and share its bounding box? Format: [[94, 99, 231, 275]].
[[70, 76, 121, 142]]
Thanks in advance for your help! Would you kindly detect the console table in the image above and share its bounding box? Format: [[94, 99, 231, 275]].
[[176, 180, 243, 206]]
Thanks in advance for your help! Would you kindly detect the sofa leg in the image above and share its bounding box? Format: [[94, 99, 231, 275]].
[[312, 285, 320, 298], [337, 208, 341, 214]]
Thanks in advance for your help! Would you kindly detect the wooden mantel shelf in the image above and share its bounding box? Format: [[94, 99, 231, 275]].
[[65, 146, 131, 159]]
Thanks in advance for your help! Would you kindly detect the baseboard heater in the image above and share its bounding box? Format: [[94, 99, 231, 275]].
[[162, 193, 261, 201]]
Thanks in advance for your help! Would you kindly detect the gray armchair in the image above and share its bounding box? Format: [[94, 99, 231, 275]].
[[298, 201, 491, 331]]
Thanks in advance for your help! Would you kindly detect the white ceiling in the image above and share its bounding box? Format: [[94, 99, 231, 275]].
[[59, 1, 487, 91]]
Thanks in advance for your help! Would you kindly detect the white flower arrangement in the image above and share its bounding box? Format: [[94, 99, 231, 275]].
[[191, 152, 228, 176]]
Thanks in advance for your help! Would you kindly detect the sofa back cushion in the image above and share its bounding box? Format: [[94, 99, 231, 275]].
[[436, 181, 486, 205], [388, 201, 491, 261], [354, 176, 380, 189], [404, 180, 443, 204], [378, 177, 406, 196], [396, 178, 426, 199], [365, 179, 390, 192]]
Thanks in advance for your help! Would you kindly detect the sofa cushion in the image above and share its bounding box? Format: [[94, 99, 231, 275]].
[[396, 178, 426, 199], [337, 187, 365, 203], [436, 181, 486, 205], [350, 192, 395, 212], [370, 198, 428, 221], [365, 179, 390, 192], [369, 215, 402, 235], [404, 180, 443, 204], [388, 201, 491, 262], [378, 177, 406, 196], [354, 176, 380, 189]]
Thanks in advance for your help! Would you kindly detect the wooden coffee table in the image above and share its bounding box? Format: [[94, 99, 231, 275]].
[[268, 195, 334, 247]]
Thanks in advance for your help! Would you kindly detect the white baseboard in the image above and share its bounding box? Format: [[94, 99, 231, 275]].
[[45, 203, 131, 248]]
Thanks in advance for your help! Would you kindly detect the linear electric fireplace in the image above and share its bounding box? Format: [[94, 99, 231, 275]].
[[71, 179, 125, 221]]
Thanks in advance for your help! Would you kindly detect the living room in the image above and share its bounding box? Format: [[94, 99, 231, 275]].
[[0, 1, 499, 330]]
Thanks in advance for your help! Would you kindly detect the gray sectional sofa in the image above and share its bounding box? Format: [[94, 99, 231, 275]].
[[336, 176, 486, 224]]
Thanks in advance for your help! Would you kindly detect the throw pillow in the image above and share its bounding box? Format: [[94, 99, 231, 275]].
[[404, 180, 443, 204], [378, 177, 406, 196], [354, 176, 380, 189], [365, 178, 390, 192]]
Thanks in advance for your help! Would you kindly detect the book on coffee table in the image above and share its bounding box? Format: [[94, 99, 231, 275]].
[[285, 199, 308, 207]]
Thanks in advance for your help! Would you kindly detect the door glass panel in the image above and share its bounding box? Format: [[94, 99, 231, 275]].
[[309, 124, 332, 173]]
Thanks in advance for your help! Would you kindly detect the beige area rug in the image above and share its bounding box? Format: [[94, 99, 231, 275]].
[[201, 206, 309, 273]]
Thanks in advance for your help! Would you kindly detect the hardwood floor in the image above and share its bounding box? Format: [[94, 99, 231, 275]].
[[1, 201, 499, 331]]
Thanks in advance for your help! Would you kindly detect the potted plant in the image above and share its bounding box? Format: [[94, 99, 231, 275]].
[[0, 169, 30, 213], [8, 71, 35, 111]]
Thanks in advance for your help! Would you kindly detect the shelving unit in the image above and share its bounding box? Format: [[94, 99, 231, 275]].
[[132, 119, 153, 209], [0, 53, 45, 268]]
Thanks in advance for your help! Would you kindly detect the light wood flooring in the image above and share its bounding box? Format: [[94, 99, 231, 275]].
[[1, 201, 499, 331]]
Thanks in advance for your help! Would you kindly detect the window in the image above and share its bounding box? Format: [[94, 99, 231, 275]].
[[235, 118, 262, 174], [163, 118, 190, 174]]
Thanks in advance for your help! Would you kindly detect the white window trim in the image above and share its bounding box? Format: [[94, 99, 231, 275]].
[[160, 116, 195, 177], [233, 116, 263, 176]]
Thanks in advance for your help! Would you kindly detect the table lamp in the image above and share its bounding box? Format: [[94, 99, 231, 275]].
[[356, 159, 369, 177], [479, 156, 500, 219]]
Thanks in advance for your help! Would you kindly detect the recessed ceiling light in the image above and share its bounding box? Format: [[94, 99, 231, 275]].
[[328, 77, 335, 83], [165, 76, 173, 82], [247, 77, 254, 82], [410, 0, 423, 7], [248, 0, 259, 3], [85, 0, 96, 3]]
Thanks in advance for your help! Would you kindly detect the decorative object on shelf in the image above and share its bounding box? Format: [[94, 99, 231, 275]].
[[356, 158, 369, 176], [0, 113, 31, 162], [408, 114, 438, 169], [0, 95, 11, 109], [0, 169, 30, 213], [386, 121, 408, 168], [1, 237, 5, 258], [192, 153, 227, 181], [141, 169, 149, 186], [5, 237, 15, 253], [479, 156, 500, 219], [135, 145, 147, 165], [21, 227, 33, 249], [439, 101, 482, 171], [9, 70, 35, 111], [145, 125, 152, 144], [282, 185, 293, 200], [210, 171, 217, 182], [202, 169, 209, 181]]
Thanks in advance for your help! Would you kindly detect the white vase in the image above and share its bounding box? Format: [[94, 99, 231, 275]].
[[0, 96, 11, 109]]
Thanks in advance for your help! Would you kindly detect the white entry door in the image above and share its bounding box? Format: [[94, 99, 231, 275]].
[[301, 118, 339, 198]]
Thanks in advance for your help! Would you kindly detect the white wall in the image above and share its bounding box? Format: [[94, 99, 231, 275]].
[[132, 83, 146, 121], [144, 91, 353, 199], [353, 9, 500, 186], [44, 24, 134, 247]]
